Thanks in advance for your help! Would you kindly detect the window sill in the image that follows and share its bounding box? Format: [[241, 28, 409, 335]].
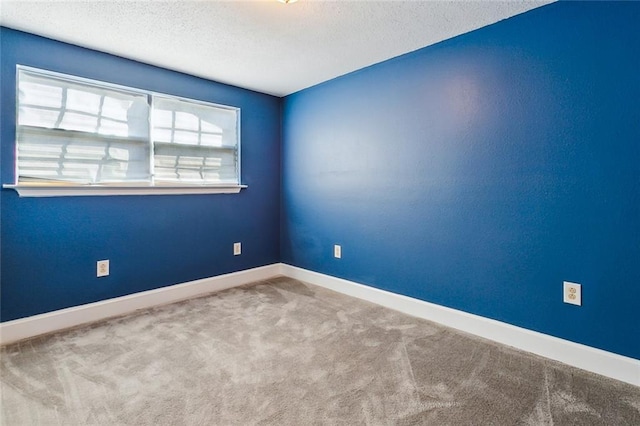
[[3, 183, 247, 197]]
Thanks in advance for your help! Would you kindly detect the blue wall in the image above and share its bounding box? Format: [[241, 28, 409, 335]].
[[0, 28, 281, 321], [282, 2, 640, 359]]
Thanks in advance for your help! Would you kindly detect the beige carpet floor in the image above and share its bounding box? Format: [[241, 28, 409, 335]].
[[1, 277, 639, 425]]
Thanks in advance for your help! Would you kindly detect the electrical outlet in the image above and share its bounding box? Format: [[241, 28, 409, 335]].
[[334, 245, 341, 259], [234, 242, 241, 256], [563, 281, 581, 306], [97, 260, 109, 277]]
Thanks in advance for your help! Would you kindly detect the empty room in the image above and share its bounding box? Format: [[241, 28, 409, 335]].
[[1, 0, 638, 424]]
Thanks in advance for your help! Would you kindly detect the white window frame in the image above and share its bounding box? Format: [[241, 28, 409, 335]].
[[4, 65, 246, 197]]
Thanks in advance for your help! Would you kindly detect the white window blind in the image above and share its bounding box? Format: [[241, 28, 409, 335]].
[[15, 66, 240, 188], [153, 97, 239, 184]]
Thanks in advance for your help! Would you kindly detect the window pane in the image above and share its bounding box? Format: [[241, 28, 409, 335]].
[[173, 130, 200, 145], [200, 133, 223, 147], [98, 118, 129, 136], [19, 107, 60, 128], [101, 97, 130, 121], [19, 81, 63, 108], [59, 112, 99, 133], [153, 96, 239, 184], [66, 89, 101, 114], [17, 68, 151, 184]]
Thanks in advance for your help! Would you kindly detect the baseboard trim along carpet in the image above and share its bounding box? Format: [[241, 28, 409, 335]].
[[281, 264, 640, 387], [0, 264, 281, 346], [1, 263, 638, 386]]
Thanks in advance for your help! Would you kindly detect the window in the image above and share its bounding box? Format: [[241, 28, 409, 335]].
[[152, 97, 239, 185], [8, 66, 243, 196]]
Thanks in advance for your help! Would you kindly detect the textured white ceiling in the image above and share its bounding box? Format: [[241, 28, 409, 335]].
[[0, 0, 552, 97]]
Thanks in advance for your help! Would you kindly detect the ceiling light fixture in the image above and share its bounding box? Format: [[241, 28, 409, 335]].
[[278, 0, 298, 4]]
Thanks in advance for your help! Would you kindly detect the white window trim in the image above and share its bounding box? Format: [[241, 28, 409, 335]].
[[3, 183, 247, 197], [7, 65, 245, 197]]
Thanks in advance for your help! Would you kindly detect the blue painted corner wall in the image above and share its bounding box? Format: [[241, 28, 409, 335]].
[[281, 2, 640, 359], [0, 28, 281, 321]]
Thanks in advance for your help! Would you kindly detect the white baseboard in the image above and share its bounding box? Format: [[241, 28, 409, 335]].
[[2, 262, 637, 386], [281, 264, 640, 387], [0, 263, 282, 346]]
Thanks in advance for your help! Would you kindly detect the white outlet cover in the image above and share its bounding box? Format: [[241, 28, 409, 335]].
[[563, 281, 581, 306], [233, 242, 241, 256], [97, 260, 109, 277], [334, 245, 341, 259]]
